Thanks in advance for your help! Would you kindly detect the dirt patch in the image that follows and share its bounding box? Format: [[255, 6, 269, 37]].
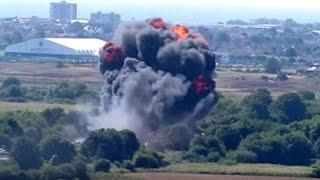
[[125, 173, 312, 180]]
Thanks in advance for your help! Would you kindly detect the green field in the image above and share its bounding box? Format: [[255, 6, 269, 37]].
[[0, 101, 80, 112], [0, 51, 4, 57], [155, 163, 313, 177]]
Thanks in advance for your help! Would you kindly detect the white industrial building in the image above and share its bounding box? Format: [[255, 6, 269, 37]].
[[5, 38, 106, 59]]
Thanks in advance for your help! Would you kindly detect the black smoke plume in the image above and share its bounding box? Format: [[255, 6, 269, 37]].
[[97, 18, 218, 135]]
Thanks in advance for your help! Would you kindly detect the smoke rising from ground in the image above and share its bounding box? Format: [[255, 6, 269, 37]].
[[89, 18, 218, 136]]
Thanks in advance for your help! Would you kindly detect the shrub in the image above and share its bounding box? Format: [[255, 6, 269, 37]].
[[1, 85, 24, 98], [133, 151, 160, 169], [276, 72, 288, 81], [39, 136, 76, 164], [217, 158, 237, 166], [122, 160, 135, 171], [265, 58, 281, 74], [11, 137, 43, 170], [1, 77, 21, 88], [270, 92, 306, 123], [207, 152, 221, 162], [298, 90, 316, 101], [226, 150, 257, 163], [313, 164, 320, 178], [94, 159, 111, 172]]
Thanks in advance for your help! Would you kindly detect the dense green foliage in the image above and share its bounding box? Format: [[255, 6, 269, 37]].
[[185, 89, 320, 166], [0, 77, 99, 104], [80, 129, 140, 162]]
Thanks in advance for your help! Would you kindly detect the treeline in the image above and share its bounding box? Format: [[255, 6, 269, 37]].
[[0, 77, 99, 104], [181, 89, 320, 167], [0, 108, 166, 179]]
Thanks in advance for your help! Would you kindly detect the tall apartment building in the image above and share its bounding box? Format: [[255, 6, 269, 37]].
[[50, 1, 77, 21]]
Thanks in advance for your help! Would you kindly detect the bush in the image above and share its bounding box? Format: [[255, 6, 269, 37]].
[[217, 158, 237, 166], [265, 58, 281, 74], [39, 136, 76, 164], [207, 152, 221, 162], [11, 137, 43, 170], [313, 164, 320, 177], [81, 129, 139, 162], [1, 85, 24, 98], [298, 90, 316, 101], [226, 150, 257, 163], [94, 159, 111, 172], [122, 160, 135, 171], [276, 72, 288, 81], [133, 151, 160, 169], [270, 92, 306, 123], [1, 77, 21, 88]]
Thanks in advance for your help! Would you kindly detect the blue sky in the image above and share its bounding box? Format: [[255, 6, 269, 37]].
[[1, 0, 320, 24]]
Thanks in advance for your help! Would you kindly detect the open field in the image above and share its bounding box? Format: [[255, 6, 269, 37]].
[[0, 61, 319, 110], [125, 173, 312, 180], [0, 101, 84, 112], [154, 163, 314, 178]]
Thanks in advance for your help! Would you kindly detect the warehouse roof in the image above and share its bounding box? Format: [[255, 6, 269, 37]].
[[5, 38, 106, 57]]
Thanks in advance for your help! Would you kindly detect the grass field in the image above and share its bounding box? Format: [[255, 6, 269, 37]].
[[0, 61, 318, 107], [154, 163, 314, 177], [0, 101, 80, 112]]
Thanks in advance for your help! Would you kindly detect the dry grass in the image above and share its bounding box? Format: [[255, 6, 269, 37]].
[[0, 101, 79, 112], [155, 163, 313, 177]]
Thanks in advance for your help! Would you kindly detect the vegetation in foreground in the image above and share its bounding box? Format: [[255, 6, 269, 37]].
[[1, 77, 320, 179], [157, 163, 313, 177]]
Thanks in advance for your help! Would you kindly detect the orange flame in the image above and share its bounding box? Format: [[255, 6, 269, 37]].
[[171, 24, 189, 40], [149, 18, 167, 30], [100, 42, 123, 62], [192, 75, 210, 94]]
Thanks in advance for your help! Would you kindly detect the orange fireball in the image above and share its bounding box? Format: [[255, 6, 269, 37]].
[[172, 24, 189, 40]]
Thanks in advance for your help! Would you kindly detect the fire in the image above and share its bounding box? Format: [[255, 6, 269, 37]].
[[192, 75, 210, 94], [149, 18, 167, 30], [100, 42, 124, 62], [171, 24, 189, 40], [188, 33, 207, 44]]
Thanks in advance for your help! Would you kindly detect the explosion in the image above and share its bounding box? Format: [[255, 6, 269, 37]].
[[149, 18, 167, 30], [171, 24, 189, 40], [96, 18, 217, 135]]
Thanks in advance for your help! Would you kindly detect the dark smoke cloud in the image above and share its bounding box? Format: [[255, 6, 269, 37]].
[[96, 18, 218, 134]]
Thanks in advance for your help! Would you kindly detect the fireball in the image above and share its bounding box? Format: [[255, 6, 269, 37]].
[[171, 24, 189, 40], [100, 42, 124, 62]]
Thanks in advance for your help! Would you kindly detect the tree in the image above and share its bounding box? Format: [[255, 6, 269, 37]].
[[119, 129, 140, 160], [94, 159, 111, 172], [165, 124, 192, 151], [239, 133, 285, 164], [284, 47, 298, 57], [241, 88, 273, 119], [276, 72, 288, 81], [41, 108, 65, 126], [270, 92, 306, 123], [1, 85, 24, 98], [39, 136, 76, 164], [1, 77, 21, 88], [264, 58, 281, 74], [11, 137, 43, 170], [297, 90, 316, 101], [283, 132, 313, 165], [133, 151, 160, 168], [81, 129, 138, 162]]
